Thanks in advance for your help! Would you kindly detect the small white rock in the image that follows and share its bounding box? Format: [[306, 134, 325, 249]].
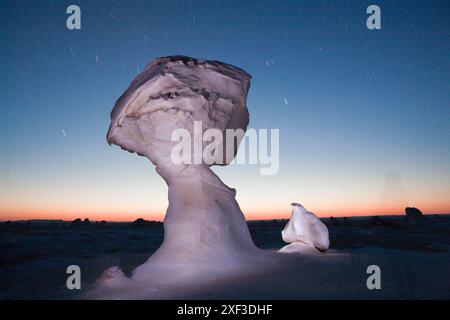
[[280, 203, 329, 253]]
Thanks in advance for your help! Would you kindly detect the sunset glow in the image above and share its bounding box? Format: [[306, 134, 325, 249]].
[[1, 1, 449, 222]]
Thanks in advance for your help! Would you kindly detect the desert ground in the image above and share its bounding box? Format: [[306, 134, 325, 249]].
[[1, 214, 449, 299]]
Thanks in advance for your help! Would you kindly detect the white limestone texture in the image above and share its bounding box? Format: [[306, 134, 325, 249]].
[[89, 56, 277, 298], [280, 203, 329, 253]]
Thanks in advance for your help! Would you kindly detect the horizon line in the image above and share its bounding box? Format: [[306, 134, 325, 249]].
[[2, 212, 449, 223]]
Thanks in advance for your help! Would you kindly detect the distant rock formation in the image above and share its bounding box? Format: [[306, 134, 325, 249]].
[[70, 218, 82, 226], [405, 207, 423, 218], [69, 218, 91, 228], [129, 218, 158, 228], [405, 207, 424, 224]]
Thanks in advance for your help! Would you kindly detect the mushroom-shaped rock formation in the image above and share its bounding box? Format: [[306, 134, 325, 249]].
[[90, 56, 275, 298], [279, 203, 329, 254], [107, 55, 250, 173], [405, 207, 424, 225]]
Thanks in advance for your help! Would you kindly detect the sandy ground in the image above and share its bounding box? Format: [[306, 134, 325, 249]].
[[1, 215, 449, 299]]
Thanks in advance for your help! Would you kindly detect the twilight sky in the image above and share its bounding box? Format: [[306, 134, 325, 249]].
[[1, 0, 449, 221]]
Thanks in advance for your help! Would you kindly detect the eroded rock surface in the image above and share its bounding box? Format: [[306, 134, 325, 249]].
[[280, 203, 329, 254]]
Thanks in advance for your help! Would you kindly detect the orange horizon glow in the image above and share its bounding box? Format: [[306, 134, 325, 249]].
[[1, 205, 449, 222]]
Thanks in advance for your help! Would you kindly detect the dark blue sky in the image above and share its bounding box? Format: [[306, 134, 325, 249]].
[[1, 0, 449, 220]]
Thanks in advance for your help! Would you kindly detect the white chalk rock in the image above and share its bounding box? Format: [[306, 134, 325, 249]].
[[280, 203, 329, 253], [106, 56, 261, 269], [107, 55, 250, 171], [88, 56, 276, 298], [278, 242, 321, 254]]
